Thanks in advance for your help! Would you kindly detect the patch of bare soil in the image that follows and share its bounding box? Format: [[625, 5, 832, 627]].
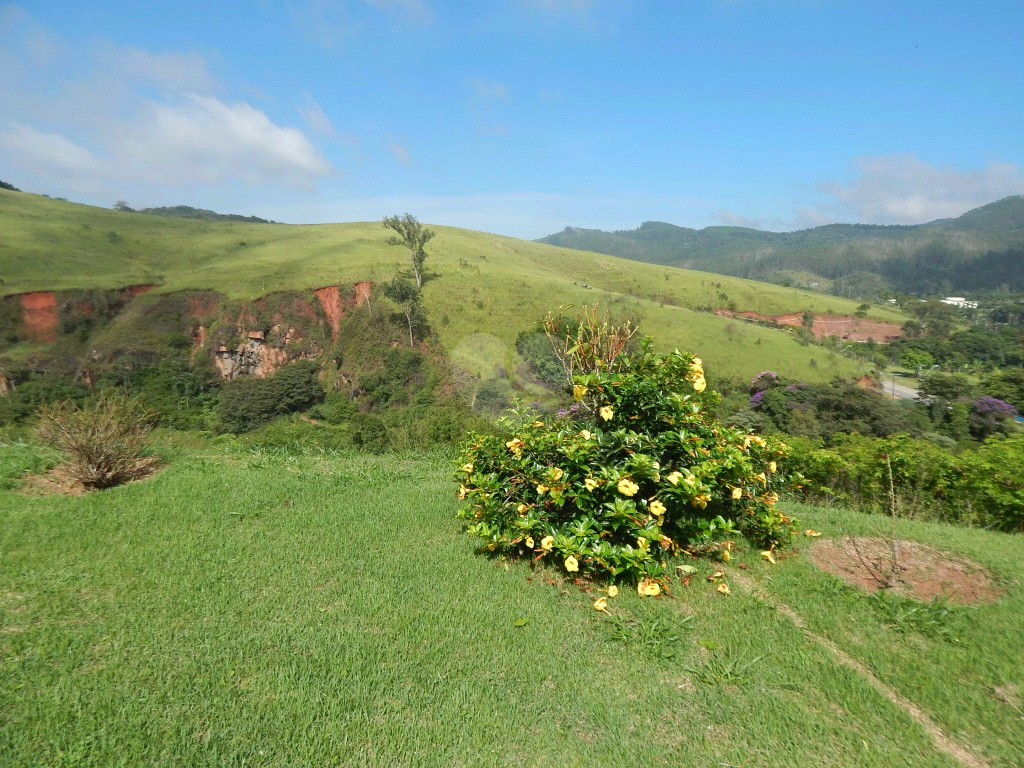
[[19, 465, 87, 496], [19, 463, 162, 497], [810, 536, 1003, 605]]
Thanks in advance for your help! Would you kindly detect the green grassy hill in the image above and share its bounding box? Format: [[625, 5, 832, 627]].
[[0, 189, 904, 383]]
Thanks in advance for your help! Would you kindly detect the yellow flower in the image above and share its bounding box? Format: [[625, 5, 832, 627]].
[[717, 582, 731, 595], [617, 478, 639, 497], [683, 475, 697, 488], [760, 550, 776, 564], [593, 596, 609, 612], [525, 536, 534, 548], [536, 483, 549, 494], [460, 462, 474, 474], [531, 420, 545, 428], [580, 429, 594, 440], [517, 503, 528, 514], [637, 579, 662, 597], [457, 484, 467, 500], [730, 486, 742, 500], [649, 499, 666, 517], [768, 461, 777, 473], [573, 384, 588, 401], [692, 376, 707, 393], [565, 555, 579, 572], [754, 472, 767, 485], [667, 471, 683, 485], [540, 536, 554, 551], [549, 467, 564, 482], [637, 537, 648, 549], [804, 529, 822, 537], [691, 356, 703, 369], [750, 435, 766, 448], [506, 438, 525, 457], [692, 493, 711, 509], [607, 585, 619, 598], [599, 405, 615, 421], [763, 491, 779, 506], [584, 478, 600, 492]]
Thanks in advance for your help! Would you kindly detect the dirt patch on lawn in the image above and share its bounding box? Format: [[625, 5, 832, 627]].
[[19, 463, 162, 497], [810, 537, 1003, 605], [19, 465, 87, 496]]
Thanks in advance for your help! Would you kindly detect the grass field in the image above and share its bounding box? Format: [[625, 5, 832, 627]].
[[2, 437, 1022, 767], [0, 190, 906, 383]]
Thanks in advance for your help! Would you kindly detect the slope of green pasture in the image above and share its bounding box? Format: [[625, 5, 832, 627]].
[[8, 439, 1019, 766], [0, 191, 903, 381]]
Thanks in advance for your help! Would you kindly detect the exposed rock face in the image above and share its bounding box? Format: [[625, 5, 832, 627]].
[[214, 326, 310, 379], [215, 338, 286, 379], [314, 281, 372, 340], [1, 283, 365, 384], [8, 285, 157, 345], [19, 291, 58, 343]]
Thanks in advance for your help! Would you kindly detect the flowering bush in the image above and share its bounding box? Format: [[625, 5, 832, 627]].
[[456, 340, 797, 589]]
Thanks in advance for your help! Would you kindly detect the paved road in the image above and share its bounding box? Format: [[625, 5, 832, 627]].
[[883, 381, 919, 400]]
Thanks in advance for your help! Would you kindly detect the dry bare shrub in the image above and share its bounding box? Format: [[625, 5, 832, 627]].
[[36, 391, 159, 490]]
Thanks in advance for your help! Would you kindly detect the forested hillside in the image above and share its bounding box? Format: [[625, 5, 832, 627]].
[[539, 196, 1024, 298]]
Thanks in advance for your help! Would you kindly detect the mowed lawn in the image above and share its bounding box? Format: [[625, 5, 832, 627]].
[[2, 440, 1022, 767]]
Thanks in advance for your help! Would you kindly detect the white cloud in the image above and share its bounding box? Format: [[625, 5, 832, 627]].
[[126, 96, 331, 188], [0, 123, 103, 179], [821, 154, 1024, 224], [389, 144, 412, 166], [298, 93, 336, 136], [467, 79, 510, 99], [294, 0, 432, 48], [101, 47, 216, 92], [1, 11, 332, 201], [711, 209, 765, 230]]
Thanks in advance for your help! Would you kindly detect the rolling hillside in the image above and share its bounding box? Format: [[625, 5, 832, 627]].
[[0, 190, 904, 384], [538, 196, 1024, 296]]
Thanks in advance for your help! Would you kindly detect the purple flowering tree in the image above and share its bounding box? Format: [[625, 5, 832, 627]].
[[749, 371, 780, 394], [969, 396, 1018, 441]]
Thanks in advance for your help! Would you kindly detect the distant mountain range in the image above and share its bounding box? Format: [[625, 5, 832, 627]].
[[538, 196, 1024, 298]]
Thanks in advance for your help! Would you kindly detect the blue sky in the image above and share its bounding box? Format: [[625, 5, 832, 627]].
[[2, 1, 1022, 239]]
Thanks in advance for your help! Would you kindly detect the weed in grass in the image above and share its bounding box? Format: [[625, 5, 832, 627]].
[[811, 573, 858, 601], [602, 605, 694, 660], [868, 591, 968, 642], [687, 642, 766, 686]]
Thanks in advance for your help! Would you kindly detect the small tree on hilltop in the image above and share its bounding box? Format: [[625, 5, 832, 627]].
[[383, 213, 435, 289]]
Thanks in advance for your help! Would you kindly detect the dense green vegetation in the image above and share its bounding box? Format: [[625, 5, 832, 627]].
[[460, 341, 795, 586], [2, 439, 1023, 766], [713, 365, 1023, 532], [539, 196, 1024, 299]]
